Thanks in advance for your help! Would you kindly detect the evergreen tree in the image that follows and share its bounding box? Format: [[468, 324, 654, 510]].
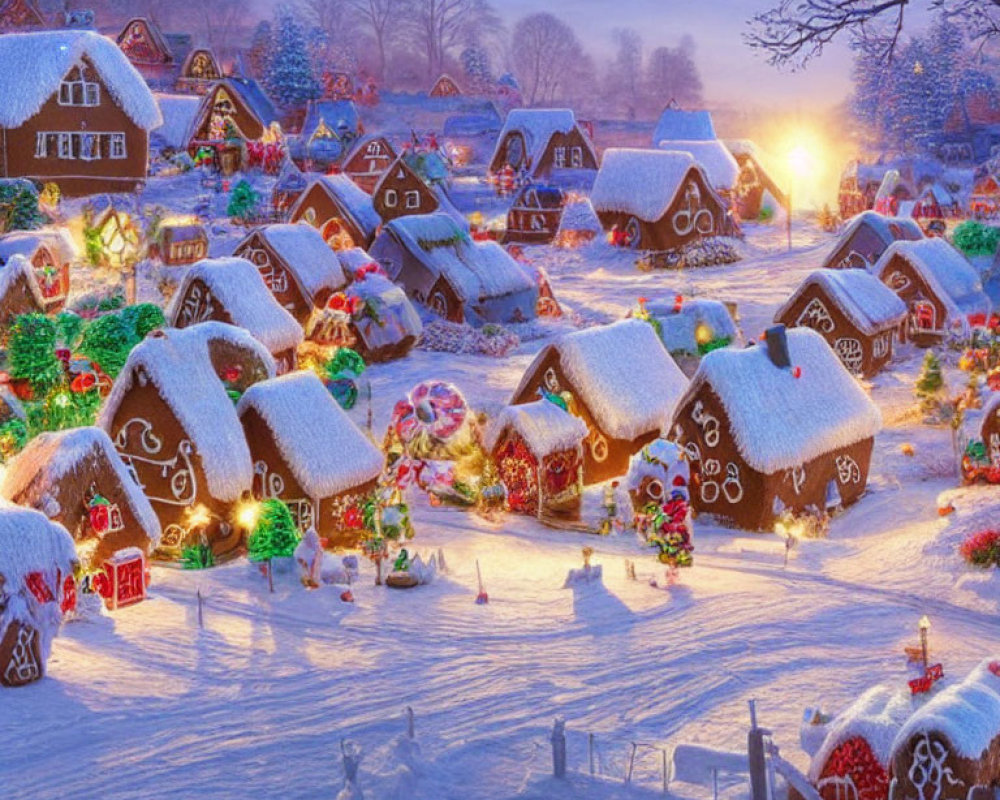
[[247, 20, 274, 80], [0, 180, 46, 232], [8, 314, 61, 395], [247, 499, 300, 562], [264, 10, 322, 109], [460, 45, 492, 94], [78, 314, 138, 379], [227, 180, 260, 221], [916, 350, 945, 413]]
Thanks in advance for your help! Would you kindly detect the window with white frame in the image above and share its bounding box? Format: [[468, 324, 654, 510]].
[[35, 131, 128, 161], [35, 133, 47, 158], [553, 147, 566, 168], [404, 190, 420, 209], [571, 146, 583, 167], [110, 133, 126, 159], [384, 189, 398, 207], [58, 67, 101, 107], [58, 133, 73, 159]]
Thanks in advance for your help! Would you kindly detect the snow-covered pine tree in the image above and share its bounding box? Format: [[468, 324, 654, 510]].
[[264, 10, 322, 110], [460, 45, 492, 95], [247, 20, 274, 81]]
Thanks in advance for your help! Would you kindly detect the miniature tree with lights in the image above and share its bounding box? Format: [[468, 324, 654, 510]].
[[247, 499, 300, 563], [264, 9, 322, 109], [915, 350, 945, 418], [227, 180, 260, 223], [360, 490, 413, 586], [78, 304, 165, 379]]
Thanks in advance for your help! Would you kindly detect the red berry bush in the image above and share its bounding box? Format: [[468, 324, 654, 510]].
[[960, 529, 1000, 568]]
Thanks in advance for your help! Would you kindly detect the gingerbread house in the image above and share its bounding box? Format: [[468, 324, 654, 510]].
[[329, 248, 422, 362], [430, 74, 462, 97], [805, 686, 924, 800], [554, 195, 602, 248], [232, 224, 349, 325], [116, 17, 190, 88], [154, 320, 277, 393], [820, 211, 923, 271], [873, 238, 991, 344], [646, 295, 740, 363], [369, 212, 537, 326], [971, 173, 1000, 218], [1, 427, 161, 567], [342, 135, 397, 193], [0, 503, 76, 687], [175, 48, 222, 94], [653, 112, 740, 203], [489, 109, 598, 178], [511, 319, 689, 484], [237, 371, 384, 547], [888, 658, 1000, 800], [372, 155, 440, 223], [152, 222, 208, 266], [775, 269, 907, 378], [98, 328, 256, 559], [625, 439, 691, 513], [0, 228, 74, 311], [669, 326, 882, 531], [0, 0, 45, 31], [187, 77, 278, 174], [725, 140, 789, 221], [0, 30, 162, 196], [486, 399, 587, 521], [590, 148, 731, 251], [504, 184, 565, 245], [292, 99, 363, 170], [0, 253, 46, 330], [288, 174, 382, 249], [168, 257, 305, 374]]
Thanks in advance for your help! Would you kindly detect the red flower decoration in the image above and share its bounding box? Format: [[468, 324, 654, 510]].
[[328, 293, 348, 312], [70, 373, 96, 393], [223, 365, 242, 383], [343, 505, 363, 529]]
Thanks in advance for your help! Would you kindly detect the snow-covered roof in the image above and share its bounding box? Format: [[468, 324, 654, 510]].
[[486, 400, 588, 457], [591, 148, 707, 223], [842, 211, 923, 248], [335, 247, 377, 276], [349, 272, 423, 349], [0, 253, 44, 309], [776, 269, 908, 336], [654, 140, 739, 190], [302, 174, 381, 239], [249, 224, 348, 301], [164, 320, 277, 379], [0, 501, 76, 591], [647, 297, 739, 354], [492, 108, 586, 169], [0, 228, 76, 265], [385, 213, 535, 303], [653, 109, 716, 143], [237, 371, 383, 498], [0, 30, 162, 130], [169, 257, 304, 354], [516, 319, 688, 441], [557, 196, 602, 235], [1, 426, 161, 546], [152, 92, 201, 149], [809, 685, 924, 779], [682, 327, 882, 474], [874, 238, 991, 322], [892, 657, 1000, 760], [98, 329, 254, 503]]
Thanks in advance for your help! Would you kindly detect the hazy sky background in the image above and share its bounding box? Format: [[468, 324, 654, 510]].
[[493, 0, 858, 111]]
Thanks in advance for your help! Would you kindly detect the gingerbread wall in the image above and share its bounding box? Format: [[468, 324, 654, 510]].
[[289, 182, 369, 248], [1, 56, 149, 195], [534, 129, 598, 175], [343, 137, 395, 193], [889, 731, 1000, 800], [0, 270, 44, 330], [878, 254, 949, 344], [233, 233, 314, 324], [373, 160, 438, 223]]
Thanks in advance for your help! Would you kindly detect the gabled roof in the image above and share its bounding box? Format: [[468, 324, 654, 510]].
[[776, 269, 908, 336], [653, 108, 716, 143], [0, 29, 163, 130], [168, 257, 304, 354], [0, 502, 76, 593], [556, 196, 602, 235], [679, 327, 882, 474], [0, 0, 45, 29], [647, 296, 739, 354], [0, 253, 44, 308], [1, 426, 161, 546], [515, 319, 688, 441], [874, 238, 991, 322], [809, 685, 925, 779], [655, 139, 739, 190], [0, 228, 76, 264], [195, 77, 278, 134], [116, 17, 172, 62], [293, 174, 381, 239], [824, 211, 923, 264], [302, 99, 361, 140], [383, 213, 534, 303], [486, 400, 588, 457], [892, 657, 1000, 760], [237, 371, 383, 498], [245, 224, 348, 303], [491, 108, 593, 170], [152, 92, 201, 149], [98, 329, 254, 503], [343, 134, 396, 167], [591, 148, 710, 223]]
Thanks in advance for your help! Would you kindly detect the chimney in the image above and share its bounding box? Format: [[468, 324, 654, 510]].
[[765, 325, 791, 368]]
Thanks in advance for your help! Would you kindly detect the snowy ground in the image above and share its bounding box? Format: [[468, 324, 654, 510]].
[[5, 189, 1000, 799]]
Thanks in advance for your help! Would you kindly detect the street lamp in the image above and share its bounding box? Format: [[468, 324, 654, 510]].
[[918, 615, 931, 670]]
